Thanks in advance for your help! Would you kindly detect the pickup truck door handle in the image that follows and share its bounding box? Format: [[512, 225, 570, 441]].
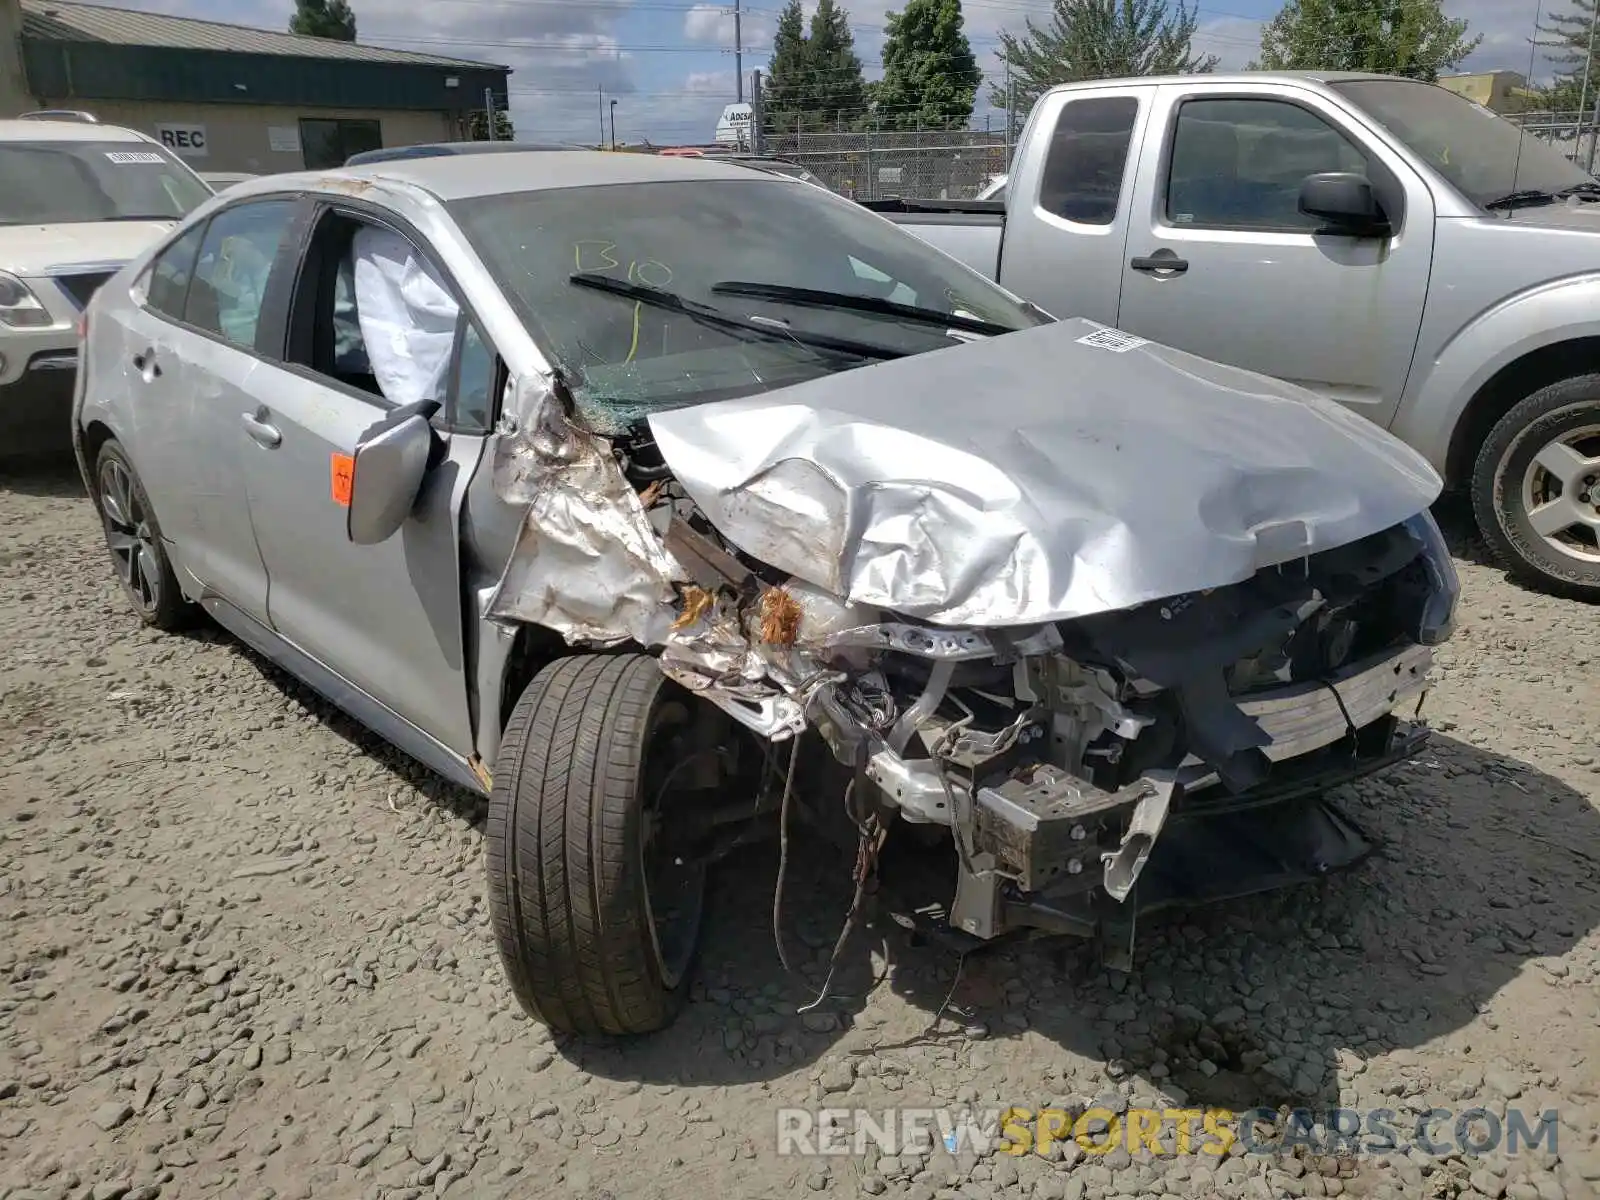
[[1130, 250, 1189, 275], [131, 347, 161, 378], [241, 410, 282, 449]]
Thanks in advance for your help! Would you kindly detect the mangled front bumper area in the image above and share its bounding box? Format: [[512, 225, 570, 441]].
[[480, 318, 1459, 949]]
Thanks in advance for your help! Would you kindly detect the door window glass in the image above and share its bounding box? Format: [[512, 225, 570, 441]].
[[452, 320, 496, 431], [1037, 96, 1140, 225], [143, 223, 206, 320], [186, 199, 296, 348], [1166, 98, 1371, 231]]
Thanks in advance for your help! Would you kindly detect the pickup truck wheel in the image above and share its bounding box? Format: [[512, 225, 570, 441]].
[[486, 653, 705, 1036], [1473, 375, 1600, 600], [92, 439, 192, 631]]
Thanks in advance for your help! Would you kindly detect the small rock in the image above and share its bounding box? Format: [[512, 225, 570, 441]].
[[91, 1102, 134, 1131], [348, 1142, 383, 1169]]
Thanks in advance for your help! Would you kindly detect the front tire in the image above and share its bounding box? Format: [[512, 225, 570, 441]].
[[93, 439, 192, 630], [1472, 374, 1600, 600], [487, 654, 706, 1036]]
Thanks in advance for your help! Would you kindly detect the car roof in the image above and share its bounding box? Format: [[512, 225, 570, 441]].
[[1047, 69, 1406, 93], [0, 119, 150, 142], [241, 150, 779, 203], [345, 141, 583, 165]]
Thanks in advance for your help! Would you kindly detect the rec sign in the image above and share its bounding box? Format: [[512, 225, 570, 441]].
[[154, 123, 208, 158]]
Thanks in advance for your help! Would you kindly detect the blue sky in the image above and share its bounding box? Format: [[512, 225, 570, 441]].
[[74, 0, 1551, 143]]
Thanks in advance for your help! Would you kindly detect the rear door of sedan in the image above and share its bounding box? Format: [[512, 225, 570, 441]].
[[91, 196, 307, 626], [230, 196, 496, 774]]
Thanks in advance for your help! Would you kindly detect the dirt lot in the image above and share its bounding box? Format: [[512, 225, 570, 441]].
[[0, 459, 1598, 1200]]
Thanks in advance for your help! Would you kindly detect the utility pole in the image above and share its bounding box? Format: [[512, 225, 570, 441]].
[[751, 69, 764, 153], [610, 99, 618, 150], [597, 84, 605, 148], [1580, 5, 1597, 165], [483, 87, 497, 140], [734, 0, 744, 103]]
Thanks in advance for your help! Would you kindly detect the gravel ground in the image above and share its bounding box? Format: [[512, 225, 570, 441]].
[[1, 459, 1598, 1200]]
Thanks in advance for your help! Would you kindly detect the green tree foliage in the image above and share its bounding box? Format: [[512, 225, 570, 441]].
[[872, 0, 982, 130], [289, 0, 357, 41], [1538, 0, 1600, 112], [807, 0, 868, 127], [762, 0, 812, 135], [1254, 0, 1480, 82], [762, 0, 868, 133], [990, 0, 1217, 117], [467, 109, 515, 141]]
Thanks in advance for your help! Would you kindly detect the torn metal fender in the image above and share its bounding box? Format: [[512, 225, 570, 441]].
[[484, 372, 686, 647], [646, 318, 1443, 628]]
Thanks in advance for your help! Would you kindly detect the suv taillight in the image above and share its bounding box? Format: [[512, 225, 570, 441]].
[[76, 312, 87, 340]]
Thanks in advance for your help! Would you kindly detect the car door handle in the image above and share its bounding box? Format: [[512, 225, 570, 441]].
[[241, 411, 281, 449], [131, 347, 161, 378], [1130, 251, 1189, 275]]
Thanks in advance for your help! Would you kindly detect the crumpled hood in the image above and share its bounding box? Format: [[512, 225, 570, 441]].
[[647, 318, 1441, 627], [0, 221, 177, 276]]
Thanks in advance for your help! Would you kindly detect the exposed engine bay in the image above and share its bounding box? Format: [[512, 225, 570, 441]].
[[480, 316, 1460, 974]]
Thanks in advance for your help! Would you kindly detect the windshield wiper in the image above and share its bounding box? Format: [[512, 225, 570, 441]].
[[1483, 188, 1558, 211], [1556, 180, 1600, 199], [710, 280, 1015, 338], [569, 272, 907, 361]]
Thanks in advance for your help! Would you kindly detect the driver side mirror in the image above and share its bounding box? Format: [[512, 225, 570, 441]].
[[1299, 172, 1389, 236], [346, 399, 440, 545]]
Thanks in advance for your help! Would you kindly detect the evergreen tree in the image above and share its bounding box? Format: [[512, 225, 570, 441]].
[[1538, 0, 1600, 111], [467, 109, 515, 141], [990, 0, 1216, 117], [289, 0, 358, 41], [806, 0, 868, 128], [1254, 0, 1479, 82], [762, 0, 811, 137], [873, 0, 981, 130]]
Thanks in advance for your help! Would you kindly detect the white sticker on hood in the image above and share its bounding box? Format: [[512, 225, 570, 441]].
[[106, 151, 166, 164], [1077, 328, 1149, 352]]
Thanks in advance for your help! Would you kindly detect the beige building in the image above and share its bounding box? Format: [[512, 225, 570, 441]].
[[1438, 70, 1535, 115], [0, 0, 509, 172]]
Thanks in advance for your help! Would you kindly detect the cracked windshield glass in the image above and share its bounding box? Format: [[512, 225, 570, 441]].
[[450, 177, 1046, 430]]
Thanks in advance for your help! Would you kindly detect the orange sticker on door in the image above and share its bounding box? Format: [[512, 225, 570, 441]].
[[330, 453, 354, 507]]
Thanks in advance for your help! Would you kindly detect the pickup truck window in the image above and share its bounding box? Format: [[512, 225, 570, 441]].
[[451, 178, 1044, 425], [1039, 97, 1139, 224], [1166, 98, 1370, 232], [1331, 78, 1595, 211]]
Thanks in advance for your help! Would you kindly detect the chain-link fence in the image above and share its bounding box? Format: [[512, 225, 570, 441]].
[[1505, 110, 1600, 172], [761, 127, 1013, 201]]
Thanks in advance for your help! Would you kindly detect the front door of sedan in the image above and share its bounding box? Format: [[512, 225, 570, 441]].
[[232, 204, 486, 762]]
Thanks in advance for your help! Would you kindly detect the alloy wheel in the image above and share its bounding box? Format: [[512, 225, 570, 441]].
[[97, 457, 162, 614]]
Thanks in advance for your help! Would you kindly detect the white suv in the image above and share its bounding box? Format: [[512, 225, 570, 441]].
[[0, 111, 213, 458]]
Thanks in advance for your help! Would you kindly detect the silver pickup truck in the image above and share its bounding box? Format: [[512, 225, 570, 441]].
[[872, 71, 1600, 599]]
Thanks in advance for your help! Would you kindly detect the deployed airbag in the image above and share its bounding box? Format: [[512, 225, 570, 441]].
[[352, 225, 459, 407]]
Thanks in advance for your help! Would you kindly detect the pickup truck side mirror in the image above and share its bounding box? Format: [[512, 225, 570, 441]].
[[1299, 172, 1389, 236], [345, 399, 440, 545]]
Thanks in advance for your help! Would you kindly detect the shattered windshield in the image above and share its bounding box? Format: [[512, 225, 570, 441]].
[[449, 179, 1046, 430], [0, 141, 213, 226]]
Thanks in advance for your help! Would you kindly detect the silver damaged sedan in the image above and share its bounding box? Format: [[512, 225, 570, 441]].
[[74, 152, 1460, 1035]]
